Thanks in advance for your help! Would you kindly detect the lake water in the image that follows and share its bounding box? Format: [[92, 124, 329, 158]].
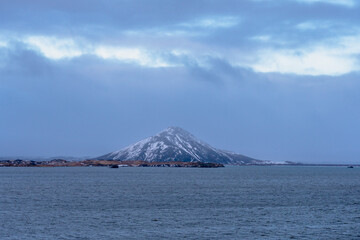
[[0, 166, 359, 239]]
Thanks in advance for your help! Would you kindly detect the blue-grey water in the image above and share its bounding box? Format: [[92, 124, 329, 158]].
[[0, 166, 359, 240]]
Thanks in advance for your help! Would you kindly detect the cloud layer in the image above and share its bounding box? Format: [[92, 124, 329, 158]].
[[1, 0, 360, 75]]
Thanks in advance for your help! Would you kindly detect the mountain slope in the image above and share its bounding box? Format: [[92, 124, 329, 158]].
[[96, 127, 264, 164]]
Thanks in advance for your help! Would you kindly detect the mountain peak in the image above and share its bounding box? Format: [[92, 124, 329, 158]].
[[97, 127, 262, 164], [157, 127, 195, 138], [161, 126, 189, 135]]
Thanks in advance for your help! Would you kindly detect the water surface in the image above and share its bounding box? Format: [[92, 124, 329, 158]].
[[1, 166, 359, 239]]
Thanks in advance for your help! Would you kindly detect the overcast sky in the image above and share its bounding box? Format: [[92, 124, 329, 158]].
[[1, 0, 360, 163]]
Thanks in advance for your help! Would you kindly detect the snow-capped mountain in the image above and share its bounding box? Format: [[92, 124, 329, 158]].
[[96, 127, 264, 164]]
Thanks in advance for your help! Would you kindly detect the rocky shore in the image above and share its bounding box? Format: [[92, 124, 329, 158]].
[[0, 159, 224, 168]]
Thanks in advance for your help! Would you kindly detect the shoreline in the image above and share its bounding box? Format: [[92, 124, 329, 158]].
[[0, 159, 225, 168], [0, 159, 358, 168]]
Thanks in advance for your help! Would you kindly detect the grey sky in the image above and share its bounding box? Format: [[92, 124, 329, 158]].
[[1, 0, 360, 163]]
